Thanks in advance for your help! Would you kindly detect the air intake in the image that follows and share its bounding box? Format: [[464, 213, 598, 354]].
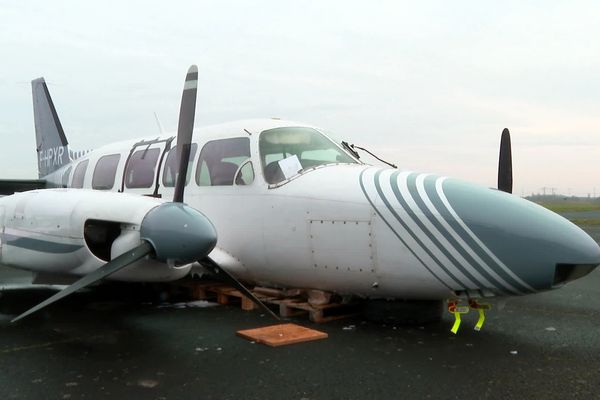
[[553, 263, 597, 287]]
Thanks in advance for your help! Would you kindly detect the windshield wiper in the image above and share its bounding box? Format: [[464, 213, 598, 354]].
[[344, 142, 397, 169], [341, 141, 360, 159]]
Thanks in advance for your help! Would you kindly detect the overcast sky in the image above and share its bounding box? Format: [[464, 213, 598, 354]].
[[1, 1, 598, 196]]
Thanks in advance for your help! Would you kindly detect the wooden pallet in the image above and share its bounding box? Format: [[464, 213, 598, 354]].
[[174, 281, 358, 323], [210, 286, 257, 311], [253, 286, 358, 323], [266, 297, 358, 323], [179, 282, 257, 311]]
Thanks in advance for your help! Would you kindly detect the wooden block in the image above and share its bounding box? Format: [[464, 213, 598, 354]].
[[237, 323, 328, 347], [217, 292, 229, 305], [309, 309, 324, 323], [278, 303, 306, 318], [191, 287, 207, 300], [279, 303, 292, 317], [241, 296, 256, 311], [307, 289, 332, 306]]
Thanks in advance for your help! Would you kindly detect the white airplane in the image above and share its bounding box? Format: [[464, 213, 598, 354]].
[[1, 66, 599, 329]]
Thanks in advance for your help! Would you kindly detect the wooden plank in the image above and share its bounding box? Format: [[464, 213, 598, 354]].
[[253, 287, 286, 298], [237, 323, 328, 347]]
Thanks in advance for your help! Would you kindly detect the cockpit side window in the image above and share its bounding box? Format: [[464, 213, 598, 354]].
[[162, 143, 198, 187], [71, 160, 89, 188], [196, 138, 251, 186], [259, 127, 357, 184]]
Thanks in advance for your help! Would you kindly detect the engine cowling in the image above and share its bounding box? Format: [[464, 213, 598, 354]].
[[0, 189, 211, 282]]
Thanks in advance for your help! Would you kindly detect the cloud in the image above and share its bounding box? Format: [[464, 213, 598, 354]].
[[0, 1, 598, 195]]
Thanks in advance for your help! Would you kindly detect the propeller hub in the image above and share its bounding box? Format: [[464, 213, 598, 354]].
[[140, 203, 217, 263]]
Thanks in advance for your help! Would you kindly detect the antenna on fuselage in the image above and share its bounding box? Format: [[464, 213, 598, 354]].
[[153, 112, 165, 135]]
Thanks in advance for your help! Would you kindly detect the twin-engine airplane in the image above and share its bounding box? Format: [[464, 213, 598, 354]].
[[1, 66, 599, 328]]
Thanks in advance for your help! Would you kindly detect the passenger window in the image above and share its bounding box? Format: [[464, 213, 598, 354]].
[[92, 154, 120, 190], [235, 160, 254, 186], [197, 160, 211, 186], [196, 138, 251, 186], [162, 144, 198, 187], [71, 160, 89, 188], [125, 148, 160, 189], [62, 166, 72, 188]]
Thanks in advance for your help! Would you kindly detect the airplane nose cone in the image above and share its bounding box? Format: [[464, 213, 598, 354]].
[[442, 177, 600, 292]]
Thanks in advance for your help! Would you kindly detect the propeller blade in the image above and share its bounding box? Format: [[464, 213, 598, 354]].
[[11, 242, 154, 323], [173, 65, 198, 203], [203, 257, 280, 320], [498, 128, 513, 193]]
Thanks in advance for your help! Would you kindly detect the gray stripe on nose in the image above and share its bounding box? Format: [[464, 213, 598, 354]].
[[427, 176, 535, 293], [386, 171, 483, 290], [358, 168, 456, 291], [373, 169, 471, 290]]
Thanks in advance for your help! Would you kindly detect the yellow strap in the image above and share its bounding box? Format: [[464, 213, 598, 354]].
[[474, 308, 486, 331], [450, 312, 462, 334]]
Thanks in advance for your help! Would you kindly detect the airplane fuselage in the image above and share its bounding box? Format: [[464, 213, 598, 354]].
[[2, 119, 599, 301]]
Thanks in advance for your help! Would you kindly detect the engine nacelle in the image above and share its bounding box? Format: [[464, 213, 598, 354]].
[[0, 189, 193, 281]]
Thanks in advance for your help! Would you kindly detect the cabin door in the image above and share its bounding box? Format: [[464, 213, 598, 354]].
[[120, 137, 174, 197]]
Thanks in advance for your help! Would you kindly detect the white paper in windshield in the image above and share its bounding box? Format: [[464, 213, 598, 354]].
[[278, 155, 303, 180]]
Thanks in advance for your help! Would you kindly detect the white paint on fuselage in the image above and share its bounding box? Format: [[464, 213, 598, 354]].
[[18, 119, 454, 299], [0, 190, 191, 282]]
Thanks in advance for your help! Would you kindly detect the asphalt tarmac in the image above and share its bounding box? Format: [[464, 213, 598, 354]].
[[1, 232, 600, 399]]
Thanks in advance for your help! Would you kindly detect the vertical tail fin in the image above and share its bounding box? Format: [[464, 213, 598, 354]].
[[32, 78, 70, 178]]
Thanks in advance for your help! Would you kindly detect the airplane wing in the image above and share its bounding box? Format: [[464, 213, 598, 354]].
[[0, 179, 46, 196]]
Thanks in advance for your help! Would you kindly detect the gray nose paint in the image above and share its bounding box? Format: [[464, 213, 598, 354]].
[[360, 168, 600, 296], [140, 203, 218, 263], [440, 176, 600, 291]]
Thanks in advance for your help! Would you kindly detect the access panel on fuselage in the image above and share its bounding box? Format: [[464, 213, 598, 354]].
[[309, 219, 375, 273]]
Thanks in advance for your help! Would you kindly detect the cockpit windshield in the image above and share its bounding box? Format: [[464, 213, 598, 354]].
[[259, 127, 358, 184]]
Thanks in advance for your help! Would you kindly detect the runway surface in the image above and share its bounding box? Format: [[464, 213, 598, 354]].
[[1, 230, 599, 399]]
